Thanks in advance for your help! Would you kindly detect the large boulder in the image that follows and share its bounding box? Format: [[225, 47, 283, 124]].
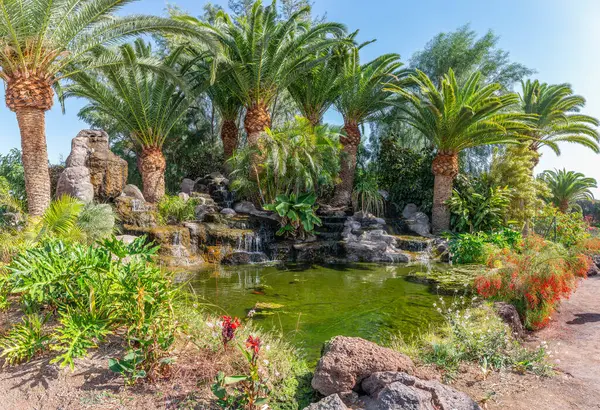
[[402, 204, 432, 237], [122, 184, 145, 202], [55, 166, 94, 203], [303, 394, 347, 410], [311, 336, 416, 396], [180, 178, 196, 195]]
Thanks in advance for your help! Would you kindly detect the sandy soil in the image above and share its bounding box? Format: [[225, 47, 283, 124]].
[[1, 276, 600, 409]]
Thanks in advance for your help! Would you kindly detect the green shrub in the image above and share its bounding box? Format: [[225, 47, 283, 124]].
[[264, 193, 322, 239], [352, 171, 384, 217], [0, 314, 50, 365], [448, 229, 522, 264], [534, 205, 589, 247], [77, 203, 117, 243], [157, 195, 199, 224]]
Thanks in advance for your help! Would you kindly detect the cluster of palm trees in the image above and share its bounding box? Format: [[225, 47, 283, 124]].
[[2, 0, 598, 235]]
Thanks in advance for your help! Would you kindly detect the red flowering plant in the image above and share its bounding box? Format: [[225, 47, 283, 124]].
[[211, 335, 270, 409], [220, 316, 241, 348], [475, 235, 591, 330]]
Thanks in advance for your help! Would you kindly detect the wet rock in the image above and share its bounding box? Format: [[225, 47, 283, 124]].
[[221, 208, 236, 217], [303, 394, 347, 410], [195, 204, 218, 221], [234, 201, 257, 214], [122, 184, 145, 202], [494, 302, 525, 338], [221, 251, 268, 265], [181, 178, 196, 195], [55, 166, 94, 203], [402, 203, 419, 219], [361, 371, 481, 410], [311, 336, 416, 396], [407, 213, 432, 237], [115, 235, 138, 244], [114, 196, 156, 227]]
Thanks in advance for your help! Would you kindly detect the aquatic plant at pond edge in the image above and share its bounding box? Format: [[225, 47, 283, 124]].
[[264, 193, 322, 239]]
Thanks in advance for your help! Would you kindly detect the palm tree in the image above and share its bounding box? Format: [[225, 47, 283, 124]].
[[541, 168, 596, 213], [330, 50, 406, 207], [0, 0, 210, 215], [520, 80, 599, 166], [177, 1, 345, 170], [64, 40, 196, 203], [388, 69, 534, 233]]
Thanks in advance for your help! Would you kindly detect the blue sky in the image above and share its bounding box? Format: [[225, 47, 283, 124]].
[[1, 0, 600, 192]]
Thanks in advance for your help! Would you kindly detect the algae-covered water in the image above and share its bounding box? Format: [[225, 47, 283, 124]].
[[191, 263, 450, 361]]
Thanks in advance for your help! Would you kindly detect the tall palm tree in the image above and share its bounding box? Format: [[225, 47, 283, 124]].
[[541, 168, 596, 213], [0, 0, 210, 215], [64, 40, 197, 203], [388, 69, 534, 233], [330, 50, 405, 207], [177, 1, 345, 169], [520, 80, 599, 166]]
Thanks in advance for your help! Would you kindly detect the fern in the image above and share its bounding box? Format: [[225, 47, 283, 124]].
[[0, 314, 50, 365]]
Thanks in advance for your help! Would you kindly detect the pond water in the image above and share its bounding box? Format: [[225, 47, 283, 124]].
[[191, 263, 450, 361]]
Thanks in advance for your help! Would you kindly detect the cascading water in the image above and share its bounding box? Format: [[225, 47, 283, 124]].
[[230, 223, 273, 263]]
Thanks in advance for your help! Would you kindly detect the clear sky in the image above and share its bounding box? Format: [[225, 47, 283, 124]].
[[1, 0, 599, 192]]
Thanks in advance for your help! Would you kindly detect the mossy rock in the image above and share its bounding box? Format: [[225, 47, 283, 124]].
[[254, 302, 284, 311], [406, 265, 487, 295]]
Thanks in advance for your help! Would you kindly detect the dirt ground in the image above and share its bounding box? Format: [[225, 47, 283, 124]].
[[1, 276, 600, 410]]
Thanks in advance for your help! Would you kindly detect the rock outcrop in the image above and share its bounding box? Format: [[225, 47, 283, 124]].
[[311, 336, 416, 396], [56, 130, 127, 202], [402, 203, 432, 237]]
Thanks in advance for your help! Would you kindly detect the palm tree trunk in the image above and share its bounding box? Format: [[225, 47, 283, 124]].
[[138, 146, 166, 203], [431, 152, 459, 234], [331, 120, 361, 207], [221, 119, 239, 159], [15, 108, 52, 216], [244, 102, 271, 181]]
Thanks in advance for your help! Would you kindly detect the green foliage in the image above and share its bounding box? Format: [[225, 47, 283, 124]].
[[533, 206, 589, 248], [264, 193, 322, 238], [157, 195, 199, 225], [0, 149, 26, 207], [230, 117, 340, 204], [393, 302, 551, 380], [76, 203, 118, 243], [375, 140, 435, 214], [448, 229, 522, 264], [448, 175, 511, 233], [108, 349, 148, 385], [410, 24, 533, 89], [352, 170, 384, 217], [540, 169, 597, 213], [0, 314, 50, 365]]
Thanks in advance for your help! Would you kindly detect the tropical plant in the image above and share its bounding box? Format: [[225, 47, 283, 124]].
[[388, 69, 533, 233], [64, 40, 197, 203], [520, 80, 599, 166], [331, 51, 406, 206], [540, 169, 597, 213], [229, 116, 340, 204], [0, 0, 208, 215], [352, 170, 384, 217], [177, 1, 345, 174], [157, 195, 199, 224], [448, 229, 522, 265], [0, 313, 50, 365], [533, 205, 589, 248], [0, 149, 26, 205], [264, 192, 322, 238]]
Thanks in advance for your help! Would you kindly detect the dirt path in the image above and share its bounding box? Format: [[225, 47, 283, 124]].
[[457, 275, 600, 409]]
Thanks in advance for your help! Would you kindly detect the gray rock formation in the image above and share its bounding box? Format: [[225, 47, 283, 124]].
[[311, 336, 416, 396], [180, 178, 196, 195], [58, 130, 127, 202], [234, 201, 258, 214], [122, 184, 145, 202], [402, 204, 432, 237], [494, 302, 525, 338], [303, 394, 348, 410]]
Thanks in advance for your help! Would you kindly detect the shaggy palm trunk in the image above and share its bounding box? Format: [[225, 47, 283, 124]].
[[6, 75, 54, 216], [431, 152, 459, 234], [244, 102, 271, 181], [221, 119, 239, 160], [558, 199, 570, 213], [331, 120, 361, 207], [138, 146, 166, 203]]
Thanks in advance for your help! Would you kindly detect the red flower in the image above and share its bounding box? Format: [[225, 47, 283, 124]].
[[221, 316, 241, 347], [246, 335, 261, 354]]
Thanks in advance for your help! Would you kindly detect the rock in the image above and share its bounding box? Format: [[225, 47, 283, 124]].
[[115, 235, 138, 244], [178, 192, 190, 202], [181, 178, 196, 195], [234, 201, 257, 214], [494, 302, 525, 338], [122, 184, 145, 202], [406, 211, 432, 237], [55, 166, 94, 203], [220, 208, 236, 216], [402, 203, 419, 219], [63, 129, 127, 201], [587, 256, 600, 276], [195, 204, 218, 221], [114, 196, 156, 228], [361, 372, 481, 410], [303, 394, 348, 410], [222, 251, 269, 265], [311, 336, 416, 396]]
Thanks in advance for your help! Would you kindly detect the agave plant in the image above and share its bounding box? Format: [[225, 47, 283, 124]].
[[0, 0, 211, 215], [540, 168, 597, 213]]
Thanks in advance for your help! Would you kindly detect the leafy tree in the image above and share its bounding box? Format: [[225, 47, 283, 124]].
[[0, 149, 26, 204], [177, 1, 345, 176], [65, 40, 197, 203], [410, 24, 533, 89], [0, 0, 207, 215], [331, 50, 406, 206], [540, 169, 597, 213], [388, 69, 533, 233], [520, 80, 600, 166]]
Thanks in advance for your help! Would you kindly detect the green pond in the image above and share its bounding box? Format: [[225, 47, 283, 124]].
[[191, 263, 450, 361]]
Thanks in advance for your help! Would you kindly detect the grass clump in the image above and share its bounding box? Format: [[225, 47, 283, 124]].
[[157, 195, 199, 225]]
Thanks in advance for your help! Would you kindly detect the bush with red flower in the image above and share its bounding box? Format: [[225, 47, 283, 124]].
[[475, 235, 591, 330], [220, 316, 241, 348]]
